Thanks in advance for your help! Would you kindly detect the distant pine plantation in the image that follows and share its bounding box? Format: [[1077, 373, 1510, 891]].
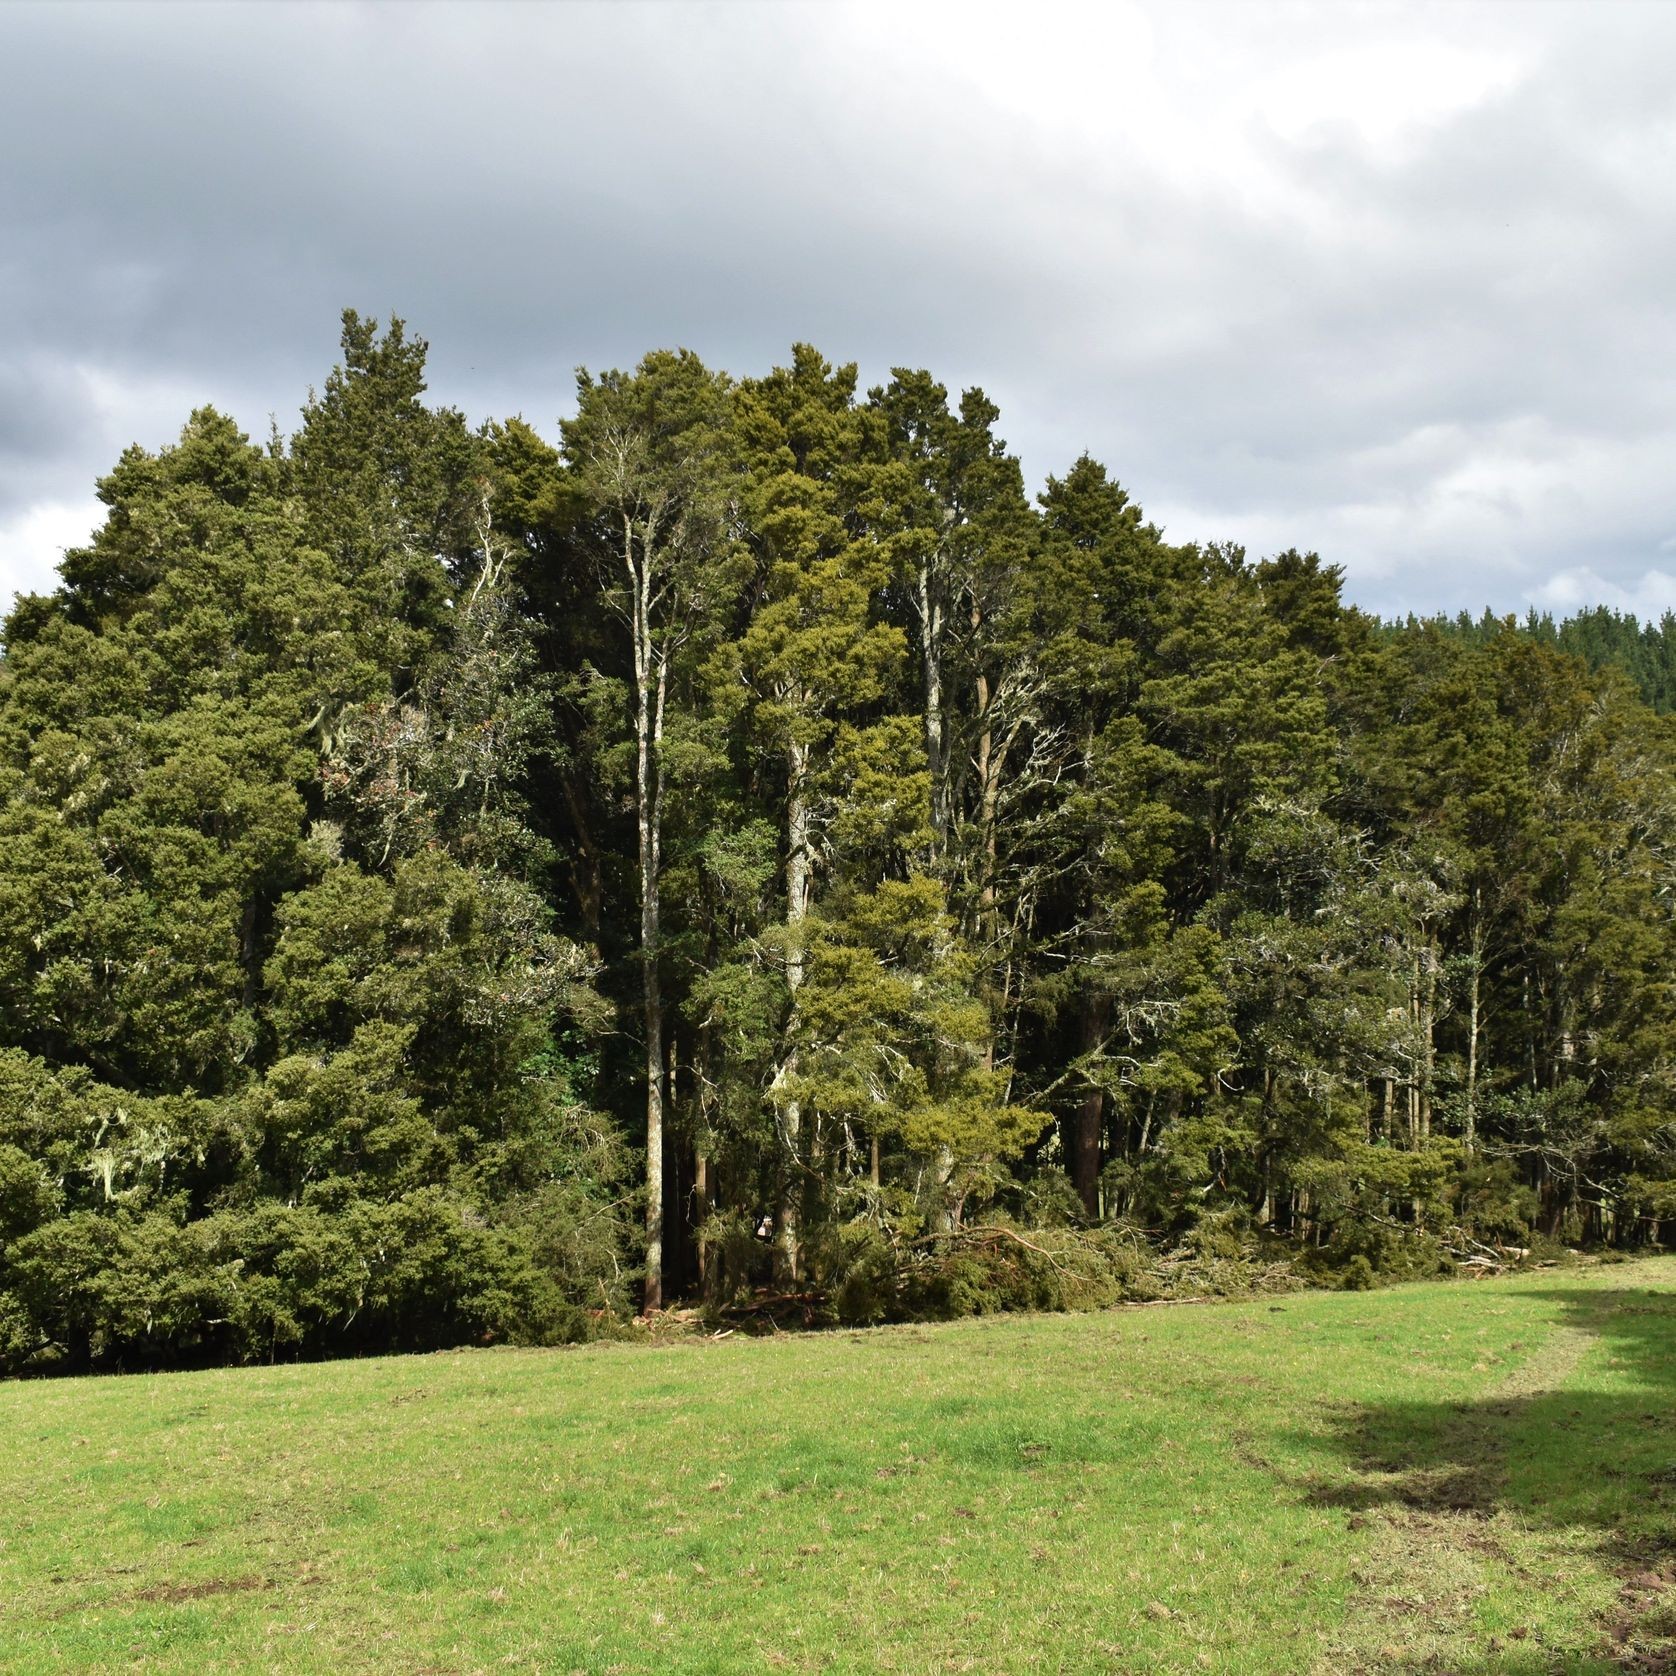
[[2, 312, 1674, 1376]]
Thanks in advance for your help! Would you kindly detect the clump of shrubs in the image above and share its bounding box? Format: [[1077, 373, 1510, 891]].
[[804, 1206, 1306, 1329], [766, 1181, 1542, 1329], [0, 1186, 634, 1377], [1300, 1219, 1456, 1290]]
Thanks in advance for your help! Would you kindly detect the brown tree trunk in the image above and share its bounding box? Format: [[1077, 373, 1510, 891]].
[[694, 1147, 711, 1295], [1069, 996, 1109, 1217]]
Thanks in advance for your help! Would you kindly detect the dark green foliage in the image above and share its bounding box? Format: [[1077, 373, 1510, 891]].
[[1394, 604, 1676, 714], [4, 312, 1674, 1372], [1, 1192, 607, 1374], [0, 315, 631, 1375]]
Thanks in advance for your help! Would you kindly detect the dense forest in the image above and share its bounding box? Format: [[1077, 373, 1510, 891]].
[[2, 314, 1673, 1374]]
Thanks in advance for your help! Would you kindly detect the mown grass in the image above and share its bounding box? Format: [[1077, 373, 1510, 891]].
[[3, 1260, 1674, 1674]]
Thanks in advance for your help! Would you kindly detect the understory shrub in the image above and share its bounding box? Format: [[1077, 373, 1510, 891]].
[[0, 1188, 621, 1376], [1302, 1219, 1457, 1286], [811, 1217, 1304, 1328]]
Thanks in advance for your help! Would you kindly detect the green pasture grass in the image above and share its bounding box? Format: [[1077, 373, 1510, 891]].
[[3, 1260, 1674, 1673]]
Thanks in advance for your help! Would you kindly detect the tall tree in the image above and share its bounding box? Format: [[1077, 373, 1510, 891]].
[[561, 351, 739, 1310], [725, 348, 907, 1278]]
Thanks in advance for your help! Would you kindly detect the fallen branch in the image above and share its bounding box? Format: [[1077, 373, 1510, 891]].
[[730, 1290, 824, 1312], [719, 1290, 826, 1327], [1118, 1294, 1223, 1309], [906, 1224, 1094, 1284]]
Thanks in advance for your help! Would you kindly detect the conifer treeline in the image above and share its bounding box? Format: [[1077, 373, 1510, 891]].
[[1390, 606, 1676, 716], [1, 315, 1672, 1371]]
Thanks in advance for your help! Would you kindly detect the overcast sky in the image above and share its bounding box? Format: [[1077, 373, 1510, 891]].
[[3, 0, 1674, 620]]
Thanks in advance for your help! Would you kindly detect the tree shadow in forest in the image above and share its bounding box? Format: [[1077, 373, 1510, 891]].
[[1296, 1281, 1676, 1671]]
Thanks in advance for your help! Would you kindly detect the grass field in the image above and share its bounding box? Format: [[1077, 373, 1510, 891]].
[[3, 1261, 1674, 1674]]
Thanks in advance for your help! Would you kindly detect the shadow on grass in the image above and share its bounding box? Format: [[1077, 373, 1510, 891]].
[[1303, 1282, 1676, 1672], [1306, 1286, 1676, 1541]]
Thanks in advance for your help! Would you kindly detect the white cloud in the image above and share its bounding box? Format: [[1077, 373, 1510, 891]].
[[0, 0, 1672, 622], [1533, 568, 1676, 623], [1252, 36, 1526, 154], [0, 499, 100, 607], [0, 359, 244, 610]]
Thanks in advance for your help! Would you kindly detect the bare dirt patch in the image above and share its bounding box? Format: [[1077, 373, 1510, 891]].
[[128, 1576, 272, 1604], [1603, 1560, 1676, 1672]]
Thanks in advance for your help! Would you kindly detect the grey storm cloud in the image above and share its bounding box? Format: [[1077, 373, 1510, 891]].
[[2, 0, 1674, 621]]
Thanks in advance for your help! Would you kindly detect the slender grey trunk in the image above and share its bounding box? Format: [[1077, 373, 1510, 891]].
[[932, 1146, 958, 1233], [628, 511, 669, 1313], [917, 557, 948, 854], [1465, 896, 1483, 1155], [776, 739, 813, 1283], [1420, 934, 1437, 1142], [694, 1148, 710, 1295]]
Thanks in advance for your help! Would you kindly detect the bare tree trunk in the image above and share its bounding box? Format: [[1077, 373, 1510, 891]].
[[932, 1146, 958, 1233], [1420, 934, 1437, 1143], [628, 514, 668, 1314], [694, 1147, 711, 1296], [776, 741, 813, 1283], [974, 649, 997, 1076], [1255, 1067, 1276, 1224], [1557, 971, 1576, 1085], [1465, 898, 1483, 1155], [918, 558, 948, 855], [639, 799, 664, 1310], [918, 555, 957, 1228], [972, 645, 1027, 1076], [1407, 950, 1422, 1151]]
